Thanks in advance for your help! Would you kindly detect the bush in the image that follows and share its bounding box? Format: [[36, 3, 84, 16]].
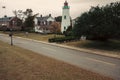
[[48, 36, 79, 43], [73, 2, 120, 41]]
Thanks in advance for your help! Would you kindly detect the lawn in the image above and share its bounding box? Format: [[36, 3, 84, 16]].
[[0, 40, 113, 80], [63, 40, 120, 55], [0, 31, 56, 42], [0, 31, 64, 42]]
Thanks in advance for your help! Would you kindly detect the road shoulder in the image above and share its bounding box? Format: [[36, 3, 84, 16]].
[[15, 35, 120, 59]]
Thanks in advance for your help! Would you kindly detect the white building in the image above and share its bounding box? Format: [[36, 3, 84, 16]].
[[61, 1, 71, 33], [34, 14, 55, 33]]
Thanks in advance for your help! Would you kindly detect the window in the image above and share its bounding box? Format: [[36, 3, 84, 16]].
[[45, 21, 47, 25], [64, 15, 66, 19], [64, 26, 66, 30], [42, 21, 44, 25], [49, 21, 52, 25], [38, 21, 40, 25]]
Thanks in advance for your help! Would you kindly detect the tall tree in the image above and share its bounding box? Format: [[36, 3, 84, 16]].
[[23, 9, 38, 31], [73, 2, 120, 41]]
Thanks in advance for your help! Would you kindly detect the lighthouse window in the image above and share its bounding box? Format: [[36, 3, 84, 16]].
[[64, 16, 66, 19], [64, 26, 66, 30]]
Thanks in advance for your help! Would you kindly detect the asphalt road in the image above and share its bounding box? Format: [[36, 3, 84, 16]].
[[0, 34, 120, 80]]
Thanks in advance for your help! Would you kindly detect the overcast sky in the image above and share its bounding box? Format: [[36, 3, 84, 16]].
[[0, 0, 119, 19]]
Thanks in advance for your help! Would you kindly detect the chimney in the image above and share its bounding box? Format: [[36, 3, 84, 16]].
[[40, 15, 42, 17], [49, 14, 51, 17]]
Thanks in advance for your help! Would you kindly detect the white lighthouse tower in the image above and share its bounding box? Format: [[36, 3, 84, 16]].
[[61, 0, 71, 33]]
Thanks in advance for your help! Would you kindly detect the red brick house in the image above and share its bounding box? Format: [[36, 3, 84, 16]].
[[9, 17, 22, 30], [0, 17, 22, 31]]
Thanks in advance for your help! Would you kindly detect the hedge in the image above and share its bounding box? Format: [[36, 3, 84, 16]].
[[48, 36, 79, 43]]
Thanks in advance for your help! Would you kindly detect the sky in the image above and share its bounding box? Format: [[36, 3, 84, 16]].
[[0, 0, 120, 19]]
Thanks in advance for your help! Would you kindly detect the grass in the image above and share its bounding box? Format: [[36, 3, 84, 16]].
[[0, 31, 64, 42], [0, 40, 113, 80], [63, 40, 120, 55], [81, 40, 120, 51]]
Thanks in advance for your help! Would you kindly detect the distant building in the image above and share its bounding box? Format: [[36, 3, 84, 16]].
[[0, 17, 11, 29], [9, 17, 22, 30], [61, 1, 71, 33], [0, 17, 22, 31], [34, 14, 55, 33]]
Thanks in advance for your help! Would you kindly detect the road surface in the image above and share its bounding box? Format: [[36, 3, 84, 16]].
[[0, 34, 120, 80]]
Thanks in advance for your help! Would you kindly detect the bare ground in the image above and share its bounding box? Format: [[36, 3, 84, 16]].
[[0, 40, 113, 80]]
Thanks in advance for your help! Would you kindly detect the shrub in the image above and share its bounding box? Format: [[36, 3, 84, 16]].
[[48, 36, 78, 43]]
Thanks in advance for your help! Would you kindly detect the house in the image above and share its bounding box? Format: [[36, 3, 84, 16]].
[[0, 16, 22, 31], [0, 17, 11, 30], [9, 17, 22, 30], [34, 14, 55, 33]]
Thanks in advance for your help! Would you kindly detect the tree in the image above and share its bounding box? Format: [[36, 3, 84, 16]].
[[73, 2, 120, 41], [73, 12, 90, 37], [55, 16, 62, 22], [23, 9, 33, 16], [49, 22, 61, 33], [13, 10, 23, 18], [63, 25, 73, 36], [23, 9, 38, 31]]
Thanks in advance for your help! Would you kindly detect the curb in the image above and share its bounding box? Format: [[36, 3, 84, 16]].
[[15, 36, 120, 59]]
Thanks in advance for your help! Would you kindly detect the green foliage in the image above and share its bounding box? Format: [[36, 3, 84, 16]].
[[23, 9, 33, 16], [73, 2, 120, 41], [55, 16, 62, 22], [16, 19, 22, 26], [64, 25, 73, 36], [48, 36, 78, 43], [79, 40, 120, 52], [23, 9, 38, 31], [24, 16, 34, 30]]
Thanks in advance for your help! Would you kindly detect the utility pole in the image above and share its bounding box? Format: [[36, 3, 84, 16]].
[[9, 29, 13, 46], [9, 21, 14, 46]]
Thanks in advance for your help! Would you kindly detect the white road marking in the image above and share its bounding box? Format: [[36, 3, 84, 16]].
[[86, 57, 116, 66], [42, 47, 57, 52]]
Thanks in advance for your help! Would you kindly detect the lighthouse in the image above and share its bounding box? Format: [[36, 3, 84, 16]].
[[61, 0, 71, 33]]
